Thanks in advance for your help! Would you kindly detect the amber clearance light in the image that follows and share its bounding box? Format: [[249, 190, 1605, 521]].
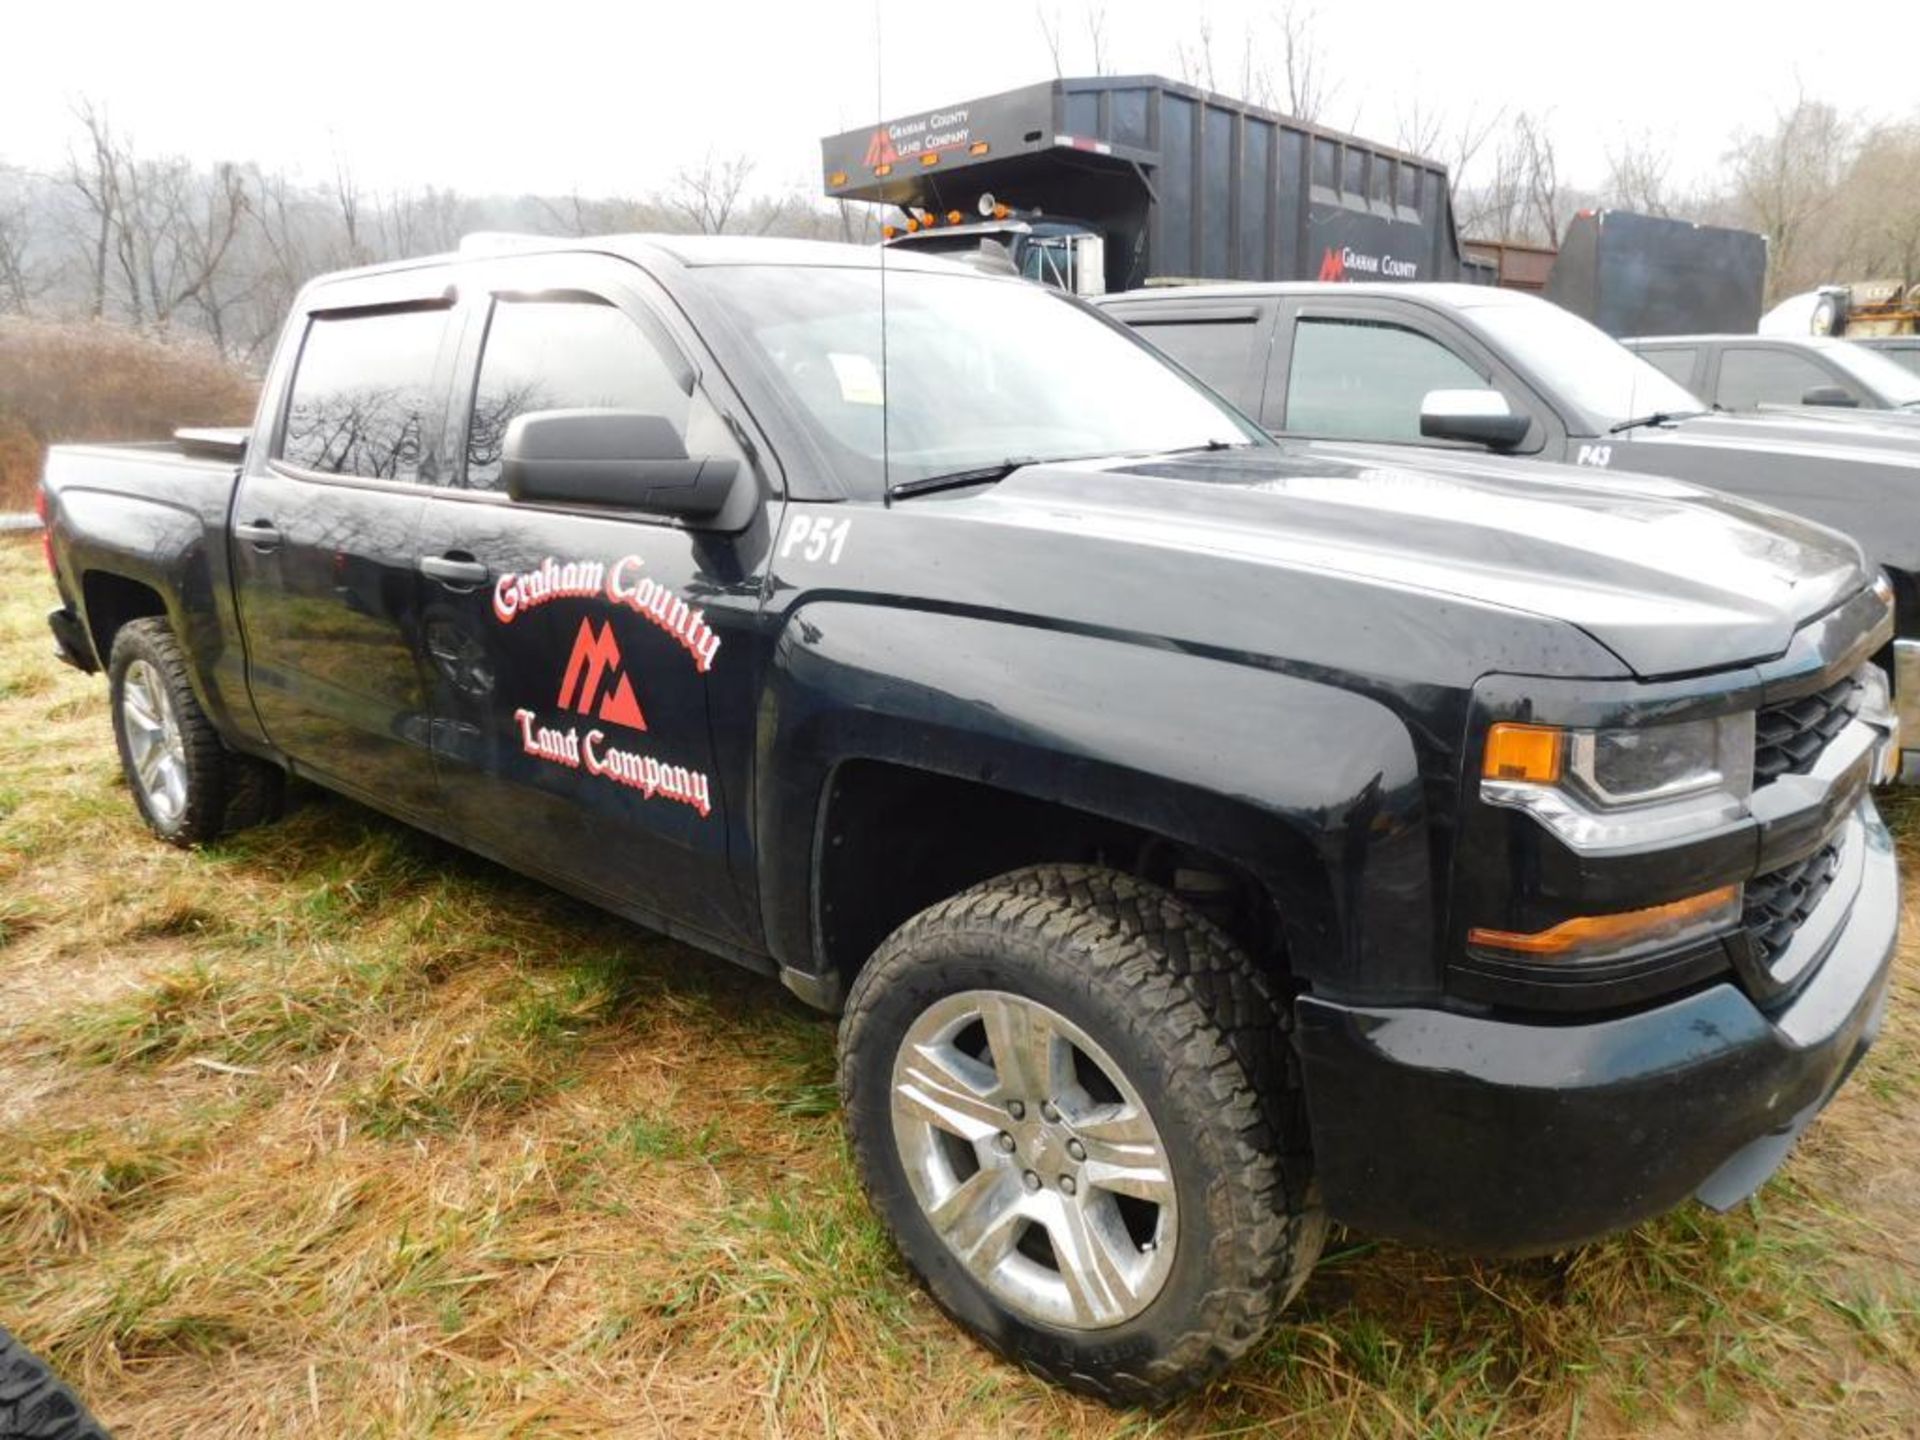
[[1468, 885, 1739, 959]]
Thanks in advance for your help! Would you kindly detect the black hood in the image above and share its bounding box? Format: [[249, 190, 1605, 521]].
[[962, 443, 1870, 679]]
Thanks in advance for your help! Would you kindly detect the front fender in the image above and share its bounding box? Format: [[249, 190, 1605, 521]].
[[756, 601, 1439, 998]]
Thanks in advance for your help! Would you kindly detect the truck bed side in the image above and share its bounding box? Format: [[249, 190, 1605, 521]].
[[42, 440, 264, 751]]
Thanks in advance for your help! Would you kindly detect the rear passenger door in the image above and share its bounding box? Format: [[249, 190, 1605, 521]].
[[414, 257, 771, 948], [231, 281, 458, 818]]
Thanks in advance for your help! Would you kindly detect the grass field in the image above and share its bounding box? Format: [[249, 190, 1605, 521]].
[[1, 533, 1917, 1438]]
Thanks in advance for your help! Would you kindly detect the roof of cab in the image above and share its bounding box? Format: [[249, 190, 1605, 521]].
[[1091, 281, 1539, 309], [305, 232, 978, 292]]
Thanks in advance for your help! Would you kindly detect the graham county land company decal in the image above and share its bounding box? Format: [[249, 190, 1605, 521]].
[[492, 556, 718, 818]]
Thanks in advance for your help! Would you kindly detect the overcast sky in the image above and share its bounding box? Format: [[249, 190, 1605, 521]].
[[4, 0, 1914, 202]]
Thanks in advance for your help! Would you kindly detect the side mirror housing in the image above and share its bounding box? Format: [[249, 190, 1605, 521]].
[[1800, 384, 1860, 408], [1419, 388, 1530, 450], [502, 409, 749, 526]]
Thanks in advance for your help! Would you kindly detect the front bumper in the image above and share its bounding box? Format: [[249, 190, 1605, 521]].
[[1293, 797, 1897, 1257]]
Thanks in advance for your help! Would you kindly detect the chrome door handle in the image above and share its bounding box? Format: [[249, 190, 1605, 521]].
[[418, 554, 489, 590], [233, 520, 281, 552]]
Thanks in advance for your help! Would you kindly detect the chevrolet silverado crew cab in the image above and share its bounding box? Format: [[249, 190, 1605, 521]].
[[1097, 282, 1920, 779], [41, 237, 1901, 1403]]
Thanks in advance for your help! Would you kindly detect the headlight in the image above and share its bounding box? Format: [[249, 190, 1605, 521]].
[[1481, 712, 1755, 851]]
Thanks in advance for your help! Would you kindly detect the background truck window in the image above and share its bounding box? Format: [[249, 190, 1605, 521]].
[[1134, 318, 1264, 413], [281, 308, 448, 481], [1640, 347, 1698, 387], [1716, 347, 1850, 410], [1285, 316, 1485, 440], [464, 296, 694, 490]]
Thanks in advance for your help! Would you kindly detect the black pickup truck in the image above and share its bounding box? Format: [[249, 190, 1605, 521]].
[[1098, 281, 1920, 779], [41, 237, 1901, 1403]]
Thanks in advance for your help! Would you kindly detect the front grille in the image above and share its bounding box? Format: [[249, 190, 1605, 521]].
[[1753, 672, 1862, 786], [1743, 842, 1842, 968]]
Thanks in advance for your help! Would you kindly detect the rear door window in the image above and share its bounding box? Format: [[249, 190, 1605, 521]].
[[1638, 347, 1698, 388], [281, 308, 450, 481], [1716, 347, 1851, 410], [1282, 316, 1486, 441], [1128, 316, 1268, 413]]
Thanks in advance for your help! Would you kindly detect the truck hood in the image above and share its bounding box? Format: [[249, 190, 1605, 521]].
[[1650, 409, 1920, 460], [971, 443, 1868, 679]]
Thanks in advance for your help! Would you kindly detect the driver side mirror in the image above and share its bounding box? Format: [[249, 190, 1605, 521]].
[[1420, 389, 1530, 450], [502, 409, 749, 527], [1800, 384, 1860, 408]]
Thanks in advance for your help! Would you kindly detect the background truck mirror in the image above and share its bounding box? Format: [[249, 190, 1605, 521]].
[[1419, 389, 1530, 450], [1801, 385, 1861, 408]]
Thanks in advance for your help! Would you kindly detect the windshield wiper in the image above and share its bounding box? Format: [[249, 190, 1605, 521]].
[[1162, 438, 1252, 454], [1608, 409, 1710, 434], [887, 459, 1037, 501]]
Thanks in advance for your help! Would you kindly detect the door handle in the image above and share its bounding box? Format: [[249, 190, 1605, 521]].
[[419, 553, 489, 591], [233, 520, 281, 552]]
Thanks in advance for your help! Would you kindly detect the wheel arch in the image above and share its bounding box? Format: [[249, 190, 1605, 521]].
[[758, 602, 1435, 1010]]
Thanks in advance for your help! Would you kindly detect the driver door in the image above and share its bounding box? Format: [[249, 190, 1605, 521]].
[[414, 257, 771, 949]]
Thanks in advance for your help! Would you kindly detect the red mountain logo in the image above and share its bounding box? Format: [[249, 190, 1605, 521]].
[[557, 618, 647, 731], [863, 127, 898, 168], [1317, 246, 1347, 282]]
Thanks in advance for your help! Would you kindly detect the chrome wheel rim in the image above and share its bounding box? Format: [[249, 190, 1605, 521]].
[[122, 659, 188, 826], [890, 989, 1178, 1330]]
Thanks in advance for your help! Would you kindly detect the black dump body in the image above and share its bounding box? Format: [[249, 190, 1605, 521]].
[[1545, 210, 1767, 338], [821, 75, 1477, 293]]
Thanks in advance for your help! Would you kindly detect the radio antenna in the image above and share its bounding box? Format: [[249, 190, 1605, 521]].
[[876, 0, 893, 507]]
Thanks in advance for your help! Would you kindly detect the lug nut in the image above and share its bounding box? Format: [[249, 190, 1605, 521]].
[[1040, 1101, 1060, 1122], [1022, 1170, 1041, 1192], [1066, 1139, 1086, 1161], [995, 1132, 1016, 1153], [1059, 1176, 1077, 1196], [1006, 1100, 1025, 1120]]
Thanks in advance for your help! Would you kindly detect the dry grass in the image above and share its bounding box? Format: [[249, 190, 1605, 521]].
[[0, 320, 257, 508], [0, 533, 1916, 1436]]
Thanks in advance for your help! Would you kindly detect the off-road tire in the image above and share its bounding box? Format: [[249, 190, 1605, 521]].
[[839, 864, 1325, 1404], [0, 1325, 110, 1440], [107, 618, 281, 847]]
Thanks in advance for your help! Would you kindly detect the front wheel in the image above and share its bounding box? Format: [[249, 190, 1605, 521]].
[[838, 866, 1324, 1403]]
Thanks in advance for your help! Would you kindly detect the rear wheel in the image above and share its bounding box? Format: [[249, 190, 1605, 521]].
[[108, 618, 282, 847], [839, 865, 1323, 1403]]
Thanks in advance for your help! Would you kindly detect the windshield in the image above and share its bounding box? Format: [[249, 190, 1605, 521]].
[[1467, 297, 1704, 427], [698, 264, 1261, 496], [1826, 341, 1920, 407]]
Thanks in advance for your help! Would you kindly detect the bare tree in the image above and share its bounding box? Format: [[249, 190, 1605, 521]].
[[1602, 134, 1677, 217], [1833, 119, 1920, 288], [332, 151, 366, 264], [64, 100, 122, 319], [1175, 13, 1218, 91], [1275, 1, 1336, 122], [1728, 94, 1852, 302], [1036, 2, 1065, 77], [667, 153, 756, 235], [1085, 2, 1109, 75], [0, 168, 46, 314]]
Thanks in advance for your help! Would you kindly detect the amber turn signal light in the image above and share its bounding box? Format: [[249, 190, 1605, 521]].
[[1482, 723, 1563, 784], [1468, 885, 1739, 958]]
